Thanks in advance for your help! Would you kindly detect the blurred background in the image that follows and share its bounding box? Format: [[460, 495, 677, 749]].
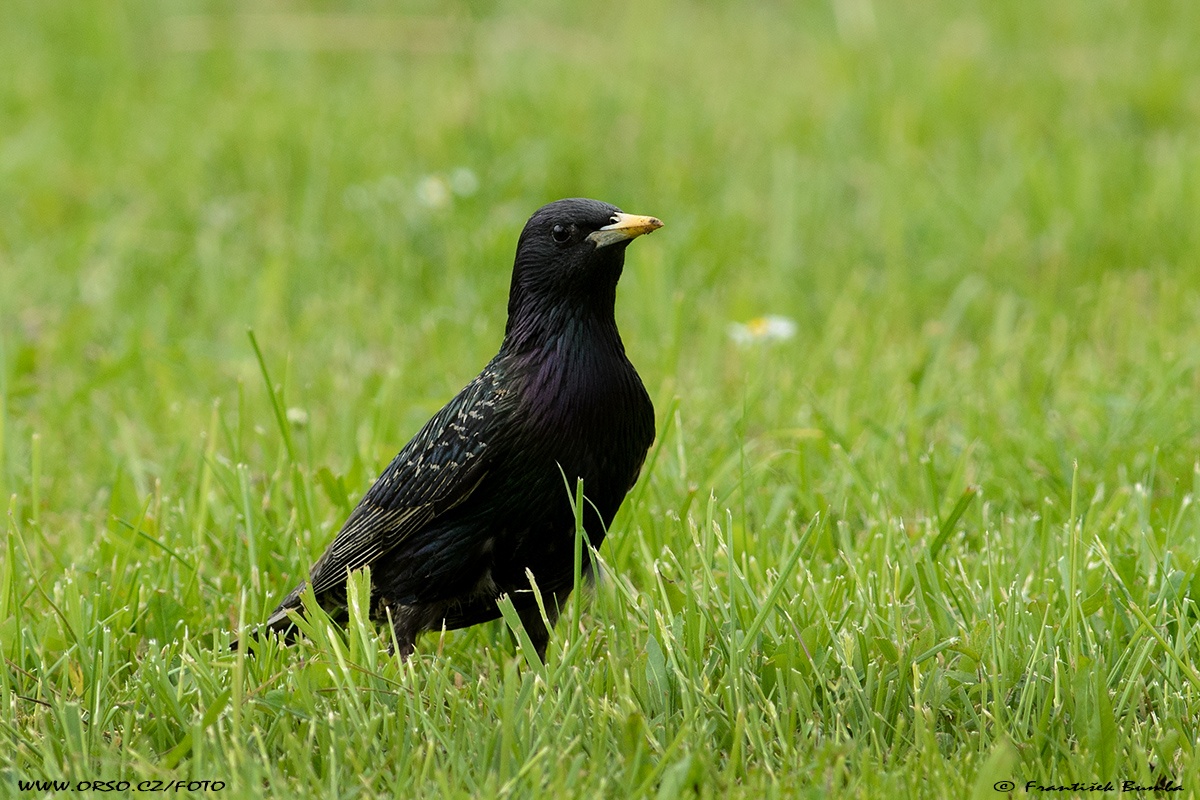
[[4, 0, 1200, 791], [5, 0, 1200, 601], [5, 0, 1198, 514]]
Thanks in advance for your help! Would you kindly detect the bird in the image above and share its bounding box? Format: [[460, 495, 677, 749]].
[[233, 198, 661, 661]]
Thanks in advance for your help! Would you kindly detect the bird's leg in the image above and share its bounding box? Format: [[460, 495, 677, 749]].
[[381, 598, 419, 661], [515, 590, 569, 663], [515, 605, 550, 663], [392, 636, 416, 662]]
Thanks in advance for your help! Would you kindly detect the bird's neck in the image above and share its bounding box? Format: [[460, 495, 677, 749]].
[[501, 287, 621, 357]]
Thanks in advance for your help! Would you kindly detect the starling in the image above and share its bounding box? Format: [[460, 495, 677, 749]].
[[236, 198, 661, 660]]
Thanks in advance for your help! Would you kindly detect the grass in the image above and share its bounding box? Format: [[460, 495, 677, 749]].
[[3, 0, 1200, 796]]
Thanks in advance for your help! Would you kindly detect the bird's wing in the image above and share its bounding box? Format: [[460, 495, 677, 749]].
[[306, 366, 508, 598]]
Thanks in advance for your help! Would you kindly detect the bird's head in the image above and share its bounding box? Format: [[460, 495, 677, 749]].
[[506, 198, 662, 339]]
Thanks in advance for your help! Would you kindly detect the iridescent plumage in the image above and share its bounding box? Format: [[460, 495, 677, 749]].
[[236, 199, 661, 659]]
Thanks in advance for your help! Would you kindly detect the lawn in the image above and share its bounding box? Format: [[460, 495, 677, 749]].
[[3, 1, 1200, 797]]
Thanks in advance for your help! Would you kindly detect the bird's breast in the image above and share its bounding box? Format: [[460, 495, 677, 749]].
[[522, 340, 646, 433]]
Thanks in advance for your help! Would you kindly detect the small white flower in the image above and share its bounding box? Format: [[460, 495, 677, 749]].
[[286, 407, 309, 427], [728, 315, 798, 345], [415, 175, 451, 209], [449, 167, 479, 196]]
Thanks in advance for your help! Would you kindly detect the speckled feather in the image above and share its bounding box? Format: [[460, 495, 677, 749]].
[[271, 366, 505, 604], [238, 198, 658, 659]]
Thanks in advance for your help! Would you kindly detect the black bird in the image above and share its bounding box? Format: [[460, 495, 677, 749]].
[[236, 198, 661, 660]]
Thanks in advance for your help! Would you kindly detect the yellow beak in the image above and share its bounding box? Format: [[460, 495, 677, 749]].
[[587, 212, 664, 248]]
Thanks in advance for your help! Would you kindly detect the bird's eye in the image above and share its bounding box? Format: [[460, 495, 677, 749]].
[[551, 224, 570, 244]]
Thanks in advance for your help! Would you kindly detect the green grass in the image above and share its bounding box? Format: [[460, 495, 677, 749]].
[[3, 0, 1200, 796]]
